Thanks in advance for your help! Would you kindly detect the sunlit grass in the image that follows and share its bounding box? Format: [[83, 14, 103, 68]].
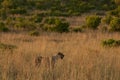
[[0, 32, 120, 80]]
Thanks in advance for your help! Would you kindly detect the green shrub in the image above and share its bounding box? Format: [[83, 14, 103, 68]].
[[10, 8, 27, 14], [0, 22, 9, 32], [31, 14, 43, 23], [36, 13, 48, 17], [107, 6, 120, 17], [55, 21, 69, 33], [0, 27, 9, 32], [71, 27, 82, 32], [14, 20, 36, 30], [29, 30, 39, 36], [86, 15, 101, 29], [0, 43, 17, 50], [0, 9, 7, 20], [44, 17, 65, 25], [95, 12, 105, 16], [109, 17, 120, 31], [42, 24, 55, 32], [44, 17, 56, 25], [1, 0, 27, 9], [34, 16, 43, 23], [108, 10, 118, 16], [43, 17, 69, 33], [101, 4, 110, 10], [102, 39, 120, 47], [49, 10, 70, 17], [102, 15, 113, 24], [101, 4, 116, 10], [6, 17, 15, 26]]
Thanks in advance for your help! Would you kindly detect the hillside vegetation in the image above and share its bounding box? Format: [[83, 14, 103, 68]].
[[0, 0, 119, 33]]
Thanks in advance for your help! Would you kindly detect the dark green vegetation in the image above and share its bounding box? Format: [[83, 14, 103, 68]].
[[0, 0, 119, 33], [29, 30, 40, 36], [86, 15, 101, 29], [43, 17, 69, 32], [109, 17, 120, 31], [0, 22, 9, 32], [0, 42, 17, 50], [102, 39, 120, 47]]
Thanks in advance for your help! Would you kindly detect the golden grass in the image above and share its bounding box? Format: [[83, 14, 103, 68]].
[[0, 32, 120, 80]]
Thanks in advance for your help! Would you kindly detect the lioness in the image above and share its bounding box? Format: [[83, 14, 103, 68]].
[[35, 52, 64, 69]]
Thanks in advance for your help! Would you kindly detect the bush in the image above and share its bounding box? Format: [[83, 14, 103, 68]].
[[44, 17, 57, 25], [0, 43, 17, 50], [6, 17, 15, 26], [101, 4, 116, 10], [102, 39, 120, 47], [107, 6, 120, 17], [109, 17, 120, 31], [43, 17, 69, 33], [14, 20, 36, 30], [0, 9, 7, 20], [102, 15, 113, 24], [71, 27, 82, 32], [29, 30, 39, 36], [86, 15, 101, 29], [0, 22, 9, 32], [1, 0, 27, 9], [31, 14, 43, 23], [55, 21, 69, 33], [42, 24, 55, 32], [34, 16, 43, 23], [108, 10, 119, 16], [10, 8, 27, 14], [49, 10, 72, 17]]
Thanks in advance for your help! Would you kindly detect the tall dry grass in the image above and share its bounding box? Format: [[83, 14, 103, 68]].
[[0, 32, 120, 80]]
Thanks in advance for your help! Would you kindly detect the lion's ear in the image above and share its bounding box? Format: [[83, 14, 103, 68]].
[[57, 52, 64, 59], [38, 56, 43, 61], [39, 56, 43, 59]]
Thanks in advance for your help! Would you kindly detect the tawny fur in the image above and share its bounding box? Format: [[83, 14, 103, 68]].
[[35, 52, 64, 69]]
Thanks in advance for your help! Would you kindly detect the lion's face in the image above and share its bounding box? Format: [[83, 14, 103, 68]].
[[57, 52, 64, 59]]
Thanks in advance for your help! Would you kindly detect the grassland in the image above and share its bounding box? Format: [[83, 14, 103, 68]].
[[0, 0, 119, 80], [0, 32, 120, 80]]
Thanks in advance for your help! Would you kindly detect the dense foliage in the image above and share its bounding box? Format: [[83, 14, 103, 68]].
[[0, 0, 118, 32], [102, 39, 120, 47], [0, 22, 9, 32], [86, 15, 101, 29], [43, 17, 69, 33], [0, 0, 116, 17], [109, 17, 120, 31]]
